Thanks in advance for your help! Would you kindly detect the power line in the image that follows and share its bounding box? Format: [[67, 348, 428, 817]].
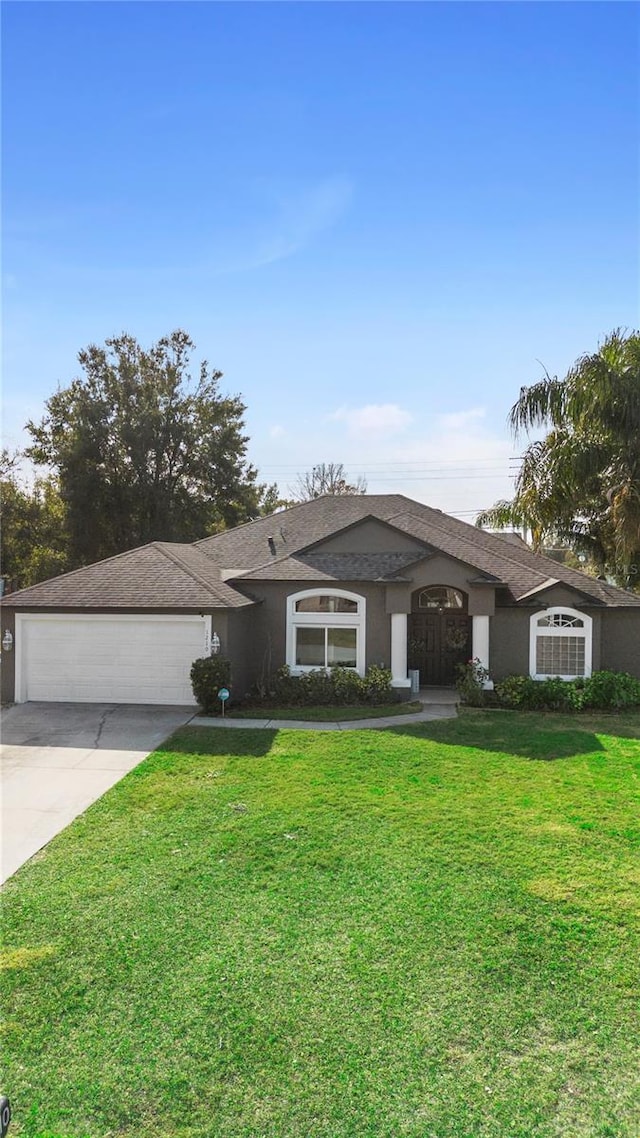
[[356, 474, 516, 482], [259, 458, 523, 472]]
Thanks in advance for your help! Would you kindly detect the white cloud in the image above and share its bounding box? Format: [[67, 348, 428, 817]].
[[330, 403, 413, 437], [438, 407, 486, 432], [253, 402, 516, 520], [251, 177, 354, 269]]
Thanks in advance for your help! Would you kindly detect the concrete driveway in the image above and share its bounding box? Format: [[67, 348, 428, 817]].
[[1, 702, 194, 884]]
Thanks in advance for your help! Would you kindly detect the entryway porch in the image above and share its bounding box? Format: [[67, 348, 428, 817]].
[[389, 584, 491, 691]]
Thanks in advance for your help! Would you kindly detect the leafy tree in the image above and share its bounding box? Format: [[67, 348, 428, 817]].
[[0, 451, 69, 589], [26, 331, 276, 566], [257, 485, 296, 514], [477, 329, 640, 590], [290, 462, 367, 501]]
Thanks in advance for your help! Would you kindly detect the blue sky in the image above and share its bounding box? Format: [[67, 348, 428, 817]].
[[3, 1, 638, 515]]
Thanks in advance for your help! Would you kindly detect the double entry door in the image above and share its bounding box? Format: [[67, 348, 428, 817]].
[[408, 612, 471, 686]]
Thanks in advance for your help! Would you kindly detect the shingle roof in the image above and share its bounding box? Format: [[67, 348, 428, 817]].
[[1, 542, 255, 609], [384, 508, 638, 605], [195, 497, 416, 568], [241, 551, 424, 582], [198, 494, 639, 607], [5, 494, 638, 610]]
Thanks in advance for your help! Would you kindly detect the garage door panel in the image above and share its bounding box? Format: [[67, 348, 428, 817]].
[[20, 617, 206, 704]]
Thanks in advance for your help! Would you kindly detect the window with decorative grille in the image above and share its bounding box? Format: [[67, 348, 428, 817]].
[[530, 607, 592, 680]]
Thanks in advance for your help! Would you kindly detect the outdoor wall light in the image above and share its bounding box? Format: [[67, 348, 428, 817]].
[[2, 630, 13, 652], [211, 631, 221, 655]]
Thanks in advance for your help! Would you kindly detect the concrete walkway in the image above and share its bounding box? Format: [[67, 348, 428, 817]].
[[1, 702, 193, 884], [193, 689, 459, 731]]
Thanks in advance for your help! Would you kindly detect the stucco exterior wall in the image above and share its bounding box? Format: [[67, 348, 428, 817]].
[[490, 605, 603, 680], [226, 606, 266, 698], [312, 519, 426, 555], [530, 585, 596, 608], [600, 611, 640, 677], [0, 608, 16, 705], [489, 609, 531, 678], [404, 555, 496, 616], [235, 580, 391, 685]]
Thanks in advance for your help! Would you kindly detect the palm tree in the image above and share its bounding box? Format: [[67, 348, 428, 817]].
[[477, 329, 640, 590]]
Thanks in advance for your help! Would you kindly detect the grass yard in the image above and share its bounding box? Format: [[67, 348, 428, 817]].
[[2, 710, 639, 1138]]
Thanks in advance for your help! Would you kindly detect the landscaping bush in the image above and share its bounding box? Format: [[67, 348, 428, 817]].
[[523, 677, 585, 711], [494, 674, 531, 709], [361, 664, 396, 704], [263, 665, 395, 707], [456, 658, 490, 706], [582, 670, 640, 709], [330, 665, 366, 705], [190, 655, 232, 715], [494, 670, 640, 712]]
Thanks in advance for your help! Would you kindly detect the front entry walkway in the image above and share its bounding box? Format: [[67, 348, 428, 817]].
[[193, 690, 459, 731]]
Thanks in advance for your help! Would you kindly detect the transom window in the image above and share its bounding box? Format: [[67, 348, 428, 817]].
[[530, 606, 592, 680], [418, 586, 465, 610], [537, 612, 584, 629], [287, 589, 365, 675], [295, 595, 357, 613]]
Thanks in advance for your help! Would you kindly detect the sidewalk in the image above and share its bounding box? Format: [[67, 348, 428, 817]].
[[190, 689, 459, 732]]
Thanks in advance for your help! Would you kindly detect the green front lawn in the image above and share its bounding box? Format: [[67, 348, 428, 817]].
[[2, 711, 639, 1137]]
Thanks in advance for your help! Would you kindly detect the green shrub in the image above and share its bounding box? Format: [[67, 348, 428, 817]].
[[300, 668, 335, 705], [190, 655, 232, 715], [525, 677, 584, 711], [582, 670, 640, 709], [263, 665, 394, 707], [494, 670, 640, 713], [330, 665, 365, 705], [361, 664, 395, 704], [495, 674, 531, 709], [456, 658, 490, 707]]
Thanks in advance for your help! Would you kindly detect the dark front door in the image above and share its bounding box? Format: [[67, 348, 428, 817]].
[[408, 612, 471, 686]]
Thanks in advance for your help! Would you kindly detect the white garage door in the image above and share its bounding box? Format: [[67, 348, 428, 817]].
[[17, 615, 209, 705]]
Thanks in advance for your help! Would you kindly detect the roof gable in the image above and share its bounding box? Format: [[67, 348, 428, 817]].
[[297, 514, 430, 557], [195, 495, 416, 569]]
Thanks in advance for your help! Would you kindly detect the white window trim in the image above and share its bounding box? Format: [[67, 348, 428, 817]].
[[286, 588, 366, 676], [529, 605, 592, 681]]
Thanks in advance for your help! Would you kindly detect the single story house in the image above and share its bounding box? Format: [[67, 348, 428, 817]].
[[1, 494, 639, 705]]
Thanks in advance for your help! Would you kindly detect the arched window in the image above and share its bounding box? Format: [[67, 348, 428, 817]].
[[529, 606, 592, 680], [287, 589, 366, 675], [418, 586, 466, 611]]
